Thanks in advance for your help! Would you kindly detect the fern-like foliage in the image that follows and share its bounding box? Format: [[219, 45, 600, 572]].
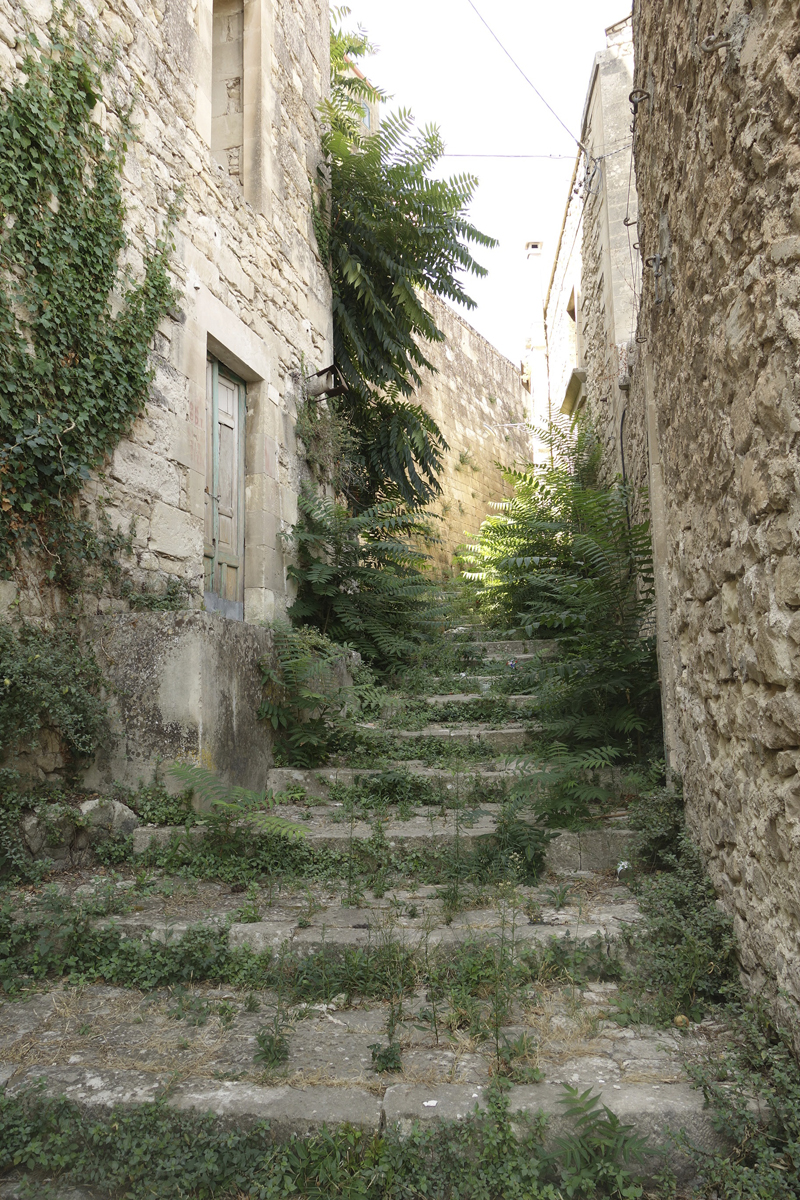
[[168, 764, 304, 839], [510, 744, 623, 828], [312, 13, 494, 509], [259, 622, 385, 767], [550, 1085, 648, 1197], [286, 486, 440, 669], [461, 418, 660, 755], [326, 7, 388, 148]]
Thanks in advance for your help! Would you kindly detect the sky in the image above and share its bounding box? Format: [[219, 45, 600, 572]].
[[342, 0, 632, 364]]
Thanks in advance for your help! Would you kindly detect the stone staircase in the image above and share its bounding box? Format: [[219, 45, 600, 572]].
[[0, 629, 728, 1195]]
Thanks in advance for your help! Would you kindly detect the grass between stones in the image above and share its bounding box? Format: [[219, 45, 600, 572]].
[[1, 881, 618, 1002], [0, 1083, 561, 1200], [2, 1006, 797, 1199], [2, 625, 799, 1198]]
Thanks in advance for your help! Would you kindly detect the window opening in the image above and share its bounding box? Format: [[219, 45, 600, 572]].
[[204, 357, 246, 620], [211, 0, 244, 183]]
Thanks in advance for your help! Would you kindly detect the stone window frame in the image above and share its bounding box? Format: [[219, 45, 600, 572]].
[[196, 0, 274, 214]]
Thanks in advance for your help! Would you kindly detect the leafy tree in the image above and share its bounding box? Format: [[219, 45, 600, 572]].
[[313, 10, 495, 509]]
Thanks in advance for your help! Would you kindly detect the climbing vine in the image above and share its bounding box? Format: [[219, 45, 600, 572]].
[[0, 7, 176, 581]]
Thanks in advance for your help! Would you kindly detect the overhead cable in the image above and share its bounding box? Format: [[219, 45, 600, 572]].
[[441, 142, 631, 162], [441, 153, 574, 160], [464, 0, 587, 153]]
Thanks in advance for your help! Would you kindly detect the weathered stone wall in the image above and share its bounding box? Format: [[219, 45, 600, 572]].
[[84, 612, 275, 791], [545, 157, 583, 423], [416, 293, 533, 574], [578, 19, 640, 490], [0, 0, 332, 626], [631, 0, 800, 1039], [0, 0, 332, 786], [544, 18, 646, 514], [7, 611, 276, 789]]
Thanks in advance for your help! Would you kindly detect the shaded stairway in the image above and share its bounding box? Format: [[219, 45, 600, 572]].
[[0, 627, 729, 1195]]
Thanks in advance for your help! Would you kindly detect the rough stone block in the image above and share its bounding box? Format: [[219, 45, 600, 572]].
[[111, 440, 181, 506], [776, 556, 800, 607], [79, 798, 139, 841], [0, 580, 17, 615], [547, 828, 636, 873], [228, 922, 295, 952], [148, 501, 200, 559], [82, 613, 275, 792], [168, 1080, 384, 1134]]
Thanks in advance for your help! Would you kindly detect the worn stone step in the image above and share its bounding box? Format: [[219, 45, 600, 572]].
[[547, 826, 635, 873], [227, 908, 637, 955], [431, 675, 499, 687], [58, 866, 640, 950], [130, 814, 634, 875], [3, 1066, 382, 1135], [430, 676, 534, 691], [380, 694, 535, 716], [0, 1063, 726, 1185], [471, 639, 558, 659], [99, 901, 636, 955], [131, 810, 501, 859], [444, 626, 525, 640], [424, 694, 534, 708], [383, 1081, 726, 1183], [387, 725, 529, 751], [269, 765, 513, 788], [476, 652, 545, 664], [267, 766, 512, 801], [472, 640, 535, 656]]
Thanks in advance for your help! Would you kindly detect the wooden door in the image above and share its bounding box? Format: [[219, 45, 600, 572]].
[[204, 358, 245, 619]]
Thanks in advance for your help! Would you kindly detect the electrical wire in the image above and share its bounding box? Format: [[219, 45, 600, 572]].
[[465, 0, 586, 153], [440, 142, 631, 162], [441, 153, 574, 160], [625, 142, 638, 344]]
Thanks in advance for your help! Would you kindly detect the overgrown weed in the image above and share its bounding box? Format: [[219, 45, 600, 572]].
[[680, 1000, 800, 1199]]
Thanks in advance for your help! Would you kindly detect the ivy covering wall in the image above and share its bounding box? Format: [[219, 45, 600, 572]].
[[0, 8, 175, 583], [0, 8, 176, 773]]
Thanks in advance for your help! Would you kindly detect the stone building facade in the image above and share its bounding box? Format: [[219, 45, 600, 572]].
[[0, 0, 529, 786], [543, 16, 639, 481], [628, 0, 800, 1042], [1, 0, 333, 625], [0, 0, 333, 784], [549, 1, 800, 1042], [416, 294, 533, 574]]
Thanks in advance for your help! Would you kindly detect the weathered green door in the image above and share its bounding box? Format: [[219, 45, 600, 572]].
[[204, 357, 245, 620]]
